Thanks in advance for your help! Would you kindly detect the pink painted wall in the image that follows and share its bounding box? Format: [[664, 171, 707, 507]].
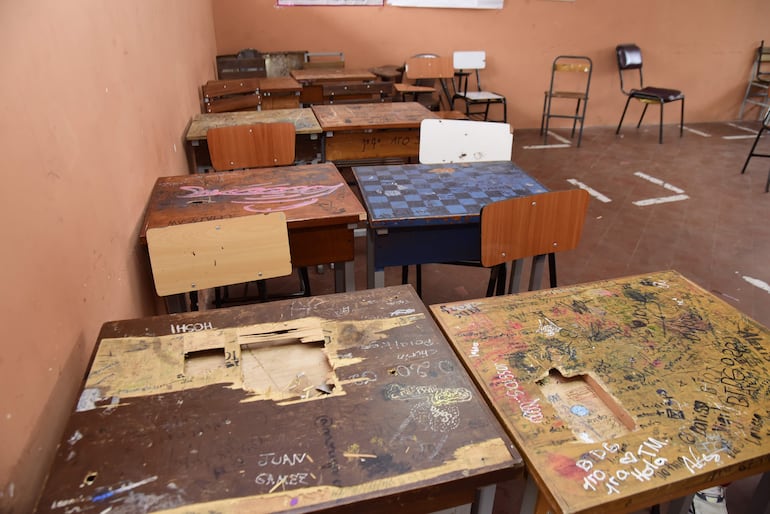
[[0, 1, 216, 511], [213, 0, 769, 126]]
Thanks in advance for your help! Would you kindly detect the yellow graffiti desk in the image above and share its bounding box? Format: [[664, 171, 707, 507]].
[[35, 285, 522, 513], [430, 270, 770, 514]]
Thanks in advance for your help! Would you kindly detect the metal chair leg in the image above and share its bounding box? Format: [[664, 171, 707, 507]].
[[616, 97, 633, 134]]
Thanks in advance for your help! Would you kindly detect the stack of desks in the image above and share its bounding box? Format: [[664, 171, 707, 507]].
[[34, 285, 523, 513]]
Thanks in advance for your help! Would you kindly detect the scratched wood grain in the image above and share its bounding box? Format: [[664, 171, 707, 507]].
[[312, 102, 439, 132], [430, 270, 770, 514], [186, 108, 321, 141], [34, 286, 522, 513]]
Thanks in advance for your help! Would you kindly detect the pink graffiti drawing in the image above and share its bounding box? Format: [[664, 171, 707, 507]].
[[178, 183, 344, 213]]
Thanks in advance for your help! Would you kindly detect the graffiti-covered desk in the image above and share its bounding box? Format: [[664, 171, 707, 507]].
[[34, 286, 522, 513], [141, 163, 365, 304], [430, 270, 770, 514], [312, 102, 438, 163]]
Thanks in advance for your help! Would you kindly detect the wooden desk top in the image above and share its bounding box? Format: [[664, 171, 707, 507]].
[[185, 108, 321, 141], [352, 161, 546, 228], [35, 286, 522, 513], [140, 162, 365, 242], [290, 68, 377, 83], [430, 270, 770, 514], [312, 101, 439, 131], [258, 76, 302, 93]]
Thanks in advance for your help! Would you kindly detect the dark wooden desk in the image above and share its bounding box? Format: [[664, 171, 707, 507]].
[[290, 68, 377, 105], [313, 102, 439, 164], [258, 76, 302, 110], [141, 163, 365, 307], [35, 285, 522, 513], [430, 270, 770, 514], [184, 108, 322, 173], [351, 161, 547, 288]]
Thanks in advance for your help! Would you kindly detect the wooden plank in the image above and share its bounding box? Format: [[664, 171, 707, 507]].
[[405, 56, 455, 79], [205, 94, 260, 113], [186, 109, 322, 141], [146, 213, 291, 296], [206, 122, 296, 170], [325, 129, 420, 161], [291, 68, 376, 84], [312, 102, 438, 131], [203, 78, 260, 98], [140, 163, 366, 241]]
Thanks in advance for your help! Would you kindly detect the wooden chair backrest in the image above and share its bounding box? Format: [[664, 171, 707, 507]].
[[480, 189, 590, 268], [419, 119, 513, 164], [405, 56, 455, 79], [146, 213, 292, 297], [322, 81, 394, 104], [207, 122, 296, 171], [202, 78, 260, 113]]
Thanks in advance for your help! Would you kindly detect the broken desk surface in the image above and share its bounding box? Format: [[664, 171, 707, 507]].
[[430, 270, 770, 514], [35, 285, 522, 513]]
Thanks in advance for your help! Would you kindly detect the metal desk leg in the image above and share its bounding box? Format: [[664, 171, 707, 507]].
[[749, 472, 770, 514], [473, 484, 496, 514], [343, 260, 355, 292], [367, 228, 385, 288]]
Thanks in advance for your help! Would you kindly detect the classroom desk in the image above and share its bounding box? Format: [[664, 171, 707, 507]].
[[258, 76, 303, 110], [34, 285, 523, 514], [290, 68, 378, 105], [140, 162, 365, 310], [351, 161, 547, 289], [313, 102, 439, 164], [184, 108, 322, 173], [430, 270, 770, 514]]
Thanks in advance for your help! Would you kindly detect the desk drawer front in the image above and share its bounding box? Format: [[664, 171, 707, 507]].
[[325, 129, 419, 161], [290, 226, 354, 266]]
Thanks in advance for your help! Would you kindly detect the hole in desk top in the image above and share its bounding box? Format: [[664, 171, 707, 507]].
[[240, 334, 335, 402], [538, 369, 635, 443], [184, 347, 226, 377]]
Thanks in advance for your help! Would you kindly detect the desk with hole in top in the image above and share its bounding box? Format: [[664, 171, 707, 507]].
[[140, 162, 365, 310], [184, 108, 322, 173], [312, 102, 439, 164], [34, 285, 523, 514], [430, 270, 770, 514], [352, 161, 547, 289]]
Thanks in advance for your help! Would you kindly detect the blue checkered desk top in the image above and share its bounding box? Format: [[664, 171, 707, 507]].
[[352, 161, 547, 228]]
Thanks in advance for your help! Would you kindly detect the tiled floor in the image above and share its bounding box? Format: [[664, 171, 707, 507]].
[[226, 120, 770, 513]]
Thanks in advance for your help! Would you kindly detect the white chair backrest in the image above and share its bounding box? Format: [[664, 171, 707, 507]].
[[419, 119, 513, 164], [146, 213, 292, 297], [453, 51, 486, 70]]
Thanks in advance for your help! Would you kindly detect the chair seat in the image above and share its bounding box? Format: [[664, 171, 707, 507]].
[[460, 91, 505, 101], [754, 74, 770, 84], [631, 86, 684, 102]]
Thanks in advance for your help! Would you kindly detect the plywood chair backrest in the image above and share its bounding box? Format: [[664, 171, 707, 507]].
[[146, 213, 292, 297], [419, 119, 513, 164], [405, 56, 455, 80], [207, 122, 296, 171], [480, 189, 590, 268]]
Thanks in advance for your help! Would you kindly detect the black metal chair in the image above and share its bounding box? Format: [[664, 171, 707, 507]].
[[740, 107, 770, 192], [615, 44, 684, 144]]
